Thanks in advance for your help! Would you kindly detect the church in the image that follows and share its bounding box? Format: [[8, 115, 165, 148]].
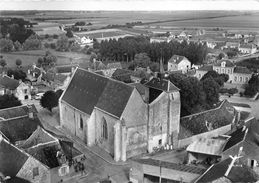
[[59, 67, 180, 161]]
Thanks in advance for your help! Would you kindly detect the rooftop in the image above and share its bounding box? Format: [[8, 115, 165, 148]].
[[168, 55, 189, 64], [214, 59, 235, 67], [61, 68, 134, 118], [197, 65, 213, 72], [233, 66, 252, 74], [0, 75, 20, 90], [144, 77, 180, 92]]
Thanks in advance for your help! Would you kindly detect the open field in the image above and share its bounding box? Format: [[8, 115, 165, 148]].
[[1, 50, 90, 68], [3, 10, 258, 32]]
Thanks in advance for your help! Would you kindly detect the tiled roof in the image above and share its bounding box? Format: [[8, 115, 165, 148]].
[[233, 66, 252, 74], [55, 64, 77, 74], [144, 78, 179, 92], [0, 75, 20, 90], [197, 65, 213, 71], [179, 100, 237, 139], [168, 55, 189, 64], [112, 68, 133, 83], [0, 104, 37, 120], [195, 157, 258, 183], [187, 138, 227, 156], [129, 83, 147, 96], [106, 62, 122, 69], [0, 136, 28, 177], [134, 158, 205, 174], [0, 105, 41, 144], [214, 59, 235, 67], [61, 68, 134, 118]]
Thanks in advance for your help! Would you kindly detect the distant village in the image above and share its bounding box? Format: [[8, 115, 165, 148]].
[[0, 15, 259, 183]]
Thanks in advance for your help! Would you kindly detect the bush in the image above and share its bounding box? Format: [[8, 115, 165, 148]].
[[23, 35, 41, 50], [0, 38, 13, 52], [219, 88, 228, 94], [228, 88, 238, 95], [50, 43, 56, 49]]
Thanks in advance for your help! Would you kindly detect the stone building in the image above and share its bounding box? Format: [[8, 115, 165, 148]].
[[59, 67, 181, 161], [167, 55, 191, 73]]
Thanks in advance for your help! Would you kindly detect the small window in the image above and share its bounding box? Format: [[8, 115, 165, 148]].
[[101, 117, 108, 139], [33, 167, 39, 178], [240, 77, 242, 82], [158, 139, 162, 145], [234, 76, 237, 81], [24, 89, 28, 94], [80, 116, 83, 129]]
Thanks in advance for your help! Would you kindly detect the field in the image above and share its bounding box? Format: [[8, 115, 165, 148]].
[[32, 22, 65, 35], [1, 50, 90, 68]]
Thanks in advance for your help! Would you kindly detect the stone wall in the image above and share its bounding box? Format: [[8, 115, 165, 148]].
[[17, 156, 50, 183]]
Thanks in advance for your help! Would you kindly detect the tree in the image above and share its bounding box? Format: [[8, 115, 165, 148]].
[[13, 40, 22, 51], [15, 59, 22, 68], [202, 77, 220, 106], [43, 51, 57, 67], [7, 69, 26, 81], [133, 52, 151, 68], [56, 35, 69, 51], [66, 29, 73, 38], [0, 38, 13, 52], [217, 52, 225, 60], [23, 34, 41, 50], [40, 91, 58, 112], [37, 57, 43, 67], [244, 74, 259, 97], [0, 94, 22, 109], [201, 70, 226, 87], [0, 58, 7, 68]]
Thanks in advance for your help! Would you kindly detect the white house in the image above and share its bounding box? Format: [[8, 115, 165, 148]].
[[167, 55, 191, 73], [238, 44, 257, 54], [0, 75, 31, 100]]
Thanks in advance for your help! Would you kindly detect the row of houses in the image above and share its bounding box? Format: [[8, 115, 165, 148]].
[[0, 105, 83, 183]]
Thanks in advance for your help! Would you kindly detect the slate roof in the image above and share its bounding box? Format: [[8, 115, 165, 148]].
[[134, 158, 205, 175], [112, 68, 133, 82], [222, 127, 247, 151], [197, 65, 213, 71], [0, 104, 37, 120], [187, 138, 227, 156], [0, 136, 29, 177], [195, 157, 259, 183], [168, 55, 189, 64], [233, 66, 252, 74], [129, 83, 147, 96], [0, 105, 41, 144], [0, 75, 20, 90], [55, 64, 77, 74], [144, 78, 180, 92], [239, 44, 256, 49], [225, 42, 240, 47], [61, 68, 134, 118], [214, 59, 235, 67], [179, 100, 237, 139]]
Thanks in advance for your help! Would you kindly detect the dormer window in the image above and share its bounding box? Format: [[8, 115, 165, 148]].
[[221, 61, 226, 67]]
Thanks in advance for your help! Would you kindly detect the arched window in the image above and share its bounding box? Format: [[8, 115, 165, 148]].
[[101, 117, 108, 139], [80, 115, 83, 129]]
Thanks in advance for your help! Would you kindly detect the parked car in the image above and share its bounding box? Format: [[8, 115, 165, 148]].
[[35, 92, 44, 100]]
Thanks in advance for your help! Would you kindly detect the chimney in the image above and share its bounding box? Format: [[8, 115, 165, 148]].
[[27, 105, 34, 119]]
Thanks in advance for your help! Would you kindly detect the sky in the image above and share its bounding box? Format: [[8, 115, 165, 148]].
[[0, 0, 259, 11]]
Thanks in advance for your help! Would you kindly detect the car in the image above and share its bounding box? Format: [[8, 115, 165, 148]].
[[35, 93, 44, 100]]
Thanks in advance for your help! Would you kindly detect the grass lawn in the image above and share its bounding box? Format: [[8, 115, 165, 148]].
[[1, 50, 90, 68]]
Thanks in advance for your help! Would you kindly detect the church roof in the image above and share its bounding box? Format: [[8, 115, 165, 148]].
[[61, 68, 134, 118], [144, 77, 179, 92], [0, 75, 20, 90]]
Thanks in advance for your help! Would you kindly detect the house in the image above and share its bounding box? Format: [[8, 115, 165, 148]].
[[27, 63, 44, 84], [221, 117, 259, 174], [206, 41, 217, 49], [187, 137, 227, 165], [167, 55, 191, 73], [194, 156, 259, 183], [101, 62, 122, 77], [130, 158, 206, 183], [222, 42, 240, 49], [178, 100, 238, 147], [0, 75, 31, 100], [194, 65, 213, 79], [239, 43, 257, 54], [42, 71, 71, 90], [213, 60, 252, 84], [0, 104, 41, 145], [74, 34, 93, 47], [59, 68, 181, 161], [0, 134, 51, 183], [55, 64, 78, 76]]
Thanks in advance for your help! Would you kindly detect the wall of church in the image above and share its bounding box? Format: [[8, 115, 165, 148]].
[[59, 101, 89, 144], [148, 92, 170, 152], [94, 108, 118, 156]]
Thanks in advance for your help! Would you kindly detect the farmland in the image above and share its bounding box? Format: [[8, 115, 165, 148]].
[[1, 50, 90, 68]]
